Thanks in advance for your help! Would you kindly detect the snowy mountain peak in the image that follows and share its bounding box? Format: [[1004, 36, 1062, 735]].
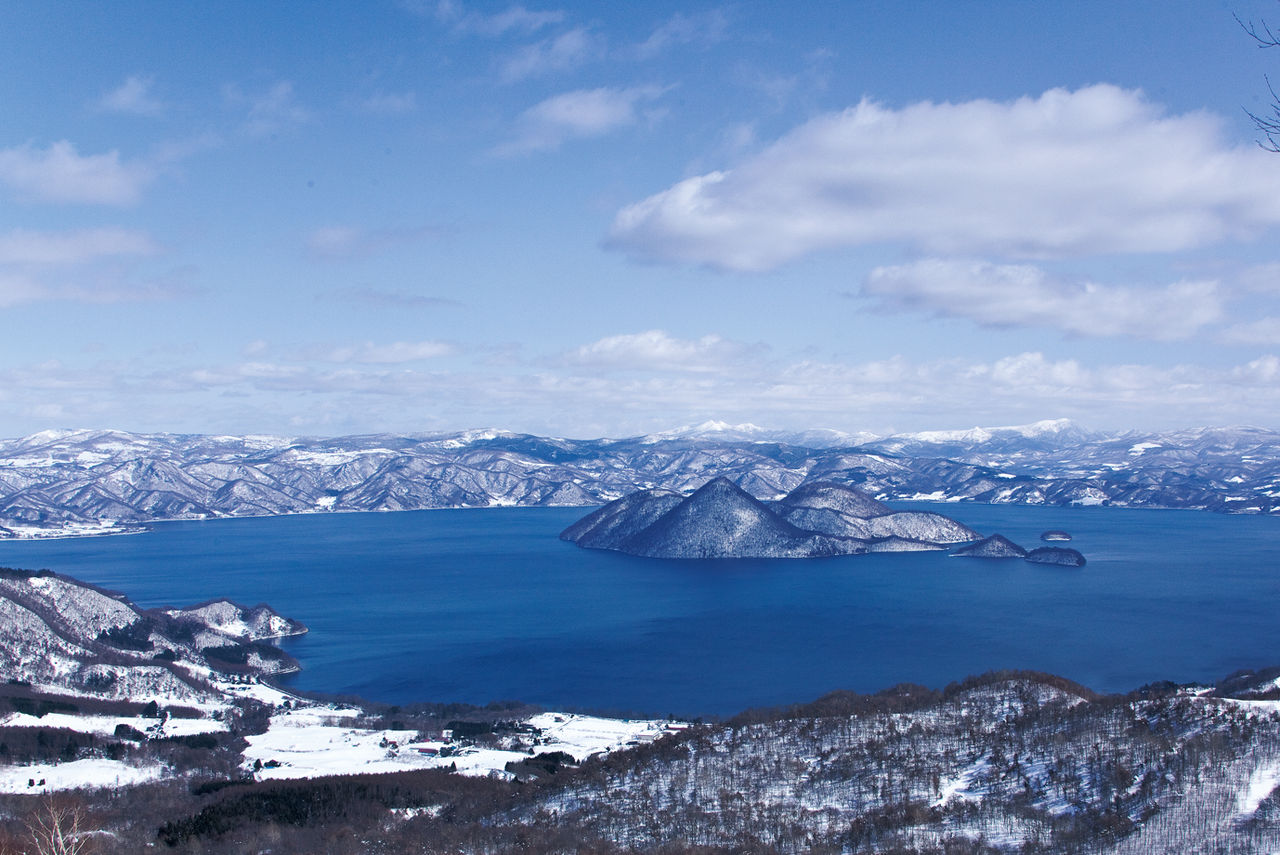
[[694, 420, 764, 434], [1017, 418, 1078, 436], [641, 421, 769, 443], [21, 428, 80, 444], [429, 428, 522, 449], [872, 419, 1093, 452], [641, 421, 877, 448], [904, 426, 995, 444]]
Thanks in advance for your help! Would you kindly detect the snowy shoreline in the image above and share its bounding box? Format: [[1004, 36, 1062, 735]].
[[0, 504, 565, 542]]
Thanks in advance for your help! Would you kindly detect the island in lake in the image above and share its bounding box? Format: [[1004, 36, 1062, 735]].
[[563, 477, 1087, 565], [561, 477, 979, 558]]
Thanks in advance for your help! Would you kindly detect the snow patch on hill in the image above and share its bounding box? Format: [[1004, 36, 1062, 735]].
[[241, 690, 685, 783], [0, 758, 169, 794], [1238, 761, 1280, 816]]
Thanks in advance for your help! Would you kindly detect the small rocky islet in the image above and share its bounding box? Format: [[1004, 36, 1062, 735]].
[[952, 534, 1087, 566], [952, 534, 1027, 559], [1024, 546, 1088, 567], [562, 478, 1085, 566]]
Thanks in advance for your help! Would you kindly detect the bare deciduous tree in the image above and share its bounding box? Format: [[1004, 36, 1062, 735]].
[[23, 797, 97, 855], [1238, 8, 1280, 150]]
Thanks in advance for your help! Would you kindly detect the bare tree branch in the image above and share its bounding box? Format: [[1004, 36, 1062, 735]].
[[1238, 9, 1280, 150], [1236, 11, 1280, 47], [24, 797, 97, 855]]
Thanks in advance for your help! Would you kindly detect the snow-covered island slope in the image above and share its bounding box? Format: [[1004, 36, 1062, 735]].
[[950, 533, 1088, 566], [562, 478, 980, 558], [0, 420, 1277, 538], [952, 533, 1028, 558]]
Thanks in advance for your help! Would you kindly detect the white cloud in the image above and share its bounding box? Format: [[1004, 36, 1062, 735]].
[[754, 351, 1246, 427], [0, 227, 171, 307], [1220, 316, 1280, 345], [608, 85, 1280, 270], [0, 141, 155, 205], [563, 330, 760, 372], [305, 224, 444, 259], [306, 226, 363, 257], [11, 347, 1280, 438], [323, 341, 456, 363], [634, 9, 729, 58], [226, 82, 311, 138], [0, 228, 158, 266], [981, 352, 1093, 389], [864, 259, 1223, 340], [0, 271, 46, 308], [1238, 262, 1280, 294], [359, 92, 417, 114], [97, 75, 164, 115], [320, 287, 462, 309], [498, 86, 665, 154], [500, 27, 601, 81], [1236, 355, 1280, 383], [431, 0, 564, 35]]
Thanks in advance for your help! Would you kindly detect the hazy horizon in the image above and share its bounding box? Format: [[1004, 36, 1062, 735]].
[[4, 416, 1276, 446]]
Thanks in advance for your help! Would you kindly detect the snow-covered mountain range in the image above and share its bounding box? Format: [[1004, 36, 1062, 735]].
[[0, 420, 1276, 536]]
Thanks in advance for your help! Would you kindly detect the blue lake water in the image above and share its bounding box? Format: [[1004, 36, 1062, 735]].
[[0, 504, 1276, 717]]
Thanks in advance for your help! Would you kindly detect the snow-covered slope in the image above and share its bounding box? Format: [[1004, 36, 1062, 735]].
[[615, 477, 864, 559], [0, 568, 306, 702], [952, 533, 1028, 558], [558, 488, 683, 546], [524, 672, 1280, 854], [562, 479, 978, 558], [166, 599, 307, 643]]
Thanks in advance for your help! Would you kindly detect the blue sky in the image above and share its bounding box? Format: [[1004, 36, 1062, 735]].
[[3, 0, 1280, 438]]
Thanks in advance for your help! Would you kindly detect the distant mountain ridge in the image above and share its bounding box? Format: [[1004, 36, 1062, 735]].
[[0, 420, 1276, 536]]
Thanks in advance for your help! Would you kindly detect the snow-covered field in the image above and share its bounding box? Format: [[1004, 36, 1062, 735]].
[[243, 701, 685, 782], [0, 675, 686, 792], [0, 758, 168, 794], [0, 710, 226, 739], [0, 520, 145, 539]]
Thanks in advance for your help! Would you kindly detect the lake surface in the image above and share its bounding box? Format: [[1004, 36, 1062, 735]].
[[0, 504, 1276, 717]]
